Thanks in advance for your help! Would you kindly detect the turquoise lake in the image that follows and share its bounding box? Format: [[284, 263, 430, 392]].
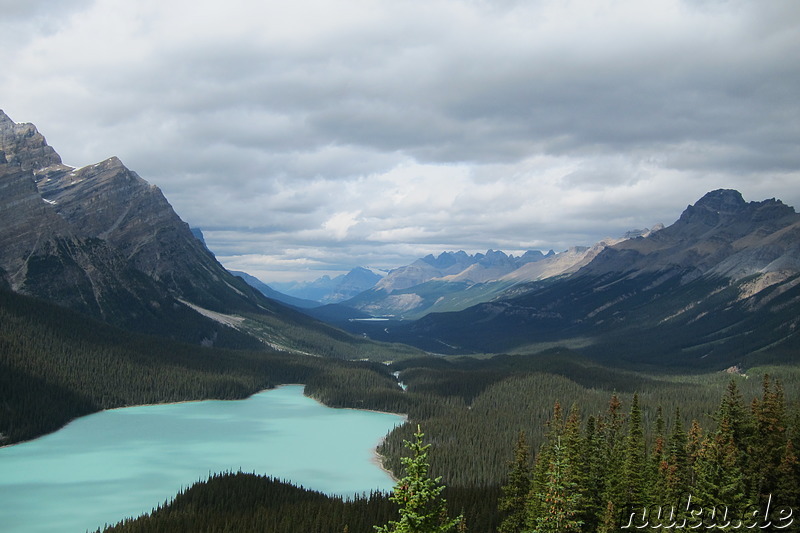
[[0, 385, 405, 533]]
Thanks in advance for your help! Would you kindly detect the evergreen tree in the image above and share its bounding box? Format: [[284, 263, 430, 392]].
[[692, 416, 747, 517], [525, 402, 565, 523], [685, 419, 703, 487], [663, 408, 689, 505], [649, 407, 667, 503], [498, 432, 532, 533], [580, 415, 606, 532], [598, 393, 626, 522], [528, 437, 583, 533], [748, 375, 788, 504], [562, 404, 584, 481], [562, 404, 589, 527], [597, 500, 619, 533], [375, 425, 462, 533], [717, 378, 751, 452], [774, 439, 800, 509], [621, 393, 647, 509]]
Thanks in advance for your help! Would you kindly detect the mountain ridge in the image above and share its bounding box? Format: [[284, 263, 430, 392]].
[[338, 242, 638, 321], [581, 189, 800, 280]]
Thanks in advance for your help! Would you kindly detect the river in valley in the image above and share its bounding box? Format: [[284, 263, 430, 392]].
[[0, 385, 405, 533]]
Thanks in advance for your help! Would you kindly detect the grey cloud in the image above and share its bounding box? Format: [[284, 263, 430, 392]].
[[0, 0, 91, 19]]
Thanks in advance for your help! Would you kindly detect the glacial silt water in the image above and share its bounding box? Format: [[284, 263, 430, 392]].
[[0, 385, 404, 533]]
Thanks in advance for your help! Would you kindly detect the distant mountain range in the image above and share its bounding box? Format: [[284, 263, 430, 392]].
[[257, 246, 621, 319], [269, 267, 386, 304], [340, 243, 651, 320]]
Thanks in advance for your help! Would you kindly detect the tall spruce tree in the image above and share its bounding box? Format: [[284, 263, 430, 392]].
[[749, 375, 788, 503], [685, 419, 703, 487], [664, 408, 689, 505], [529, 437, 583, 533], [498, 431, 532, 533], [598, 394, 626, 519], [375, 426, 462, 533], [718, 378, 751, 452], [621, 393, 648, 509], [581, 415, 606, 532], [526, 402, 565, 523], [649, 407, 668, 504], [692, 416, 748, 517], [774, 439, 800, 509]]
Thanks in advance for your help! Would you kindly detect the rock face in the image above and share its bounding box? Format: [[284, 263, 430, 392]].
[[0, 156, 71, 288], [0, 110, 271, 339], [0, 110, 63, 171]]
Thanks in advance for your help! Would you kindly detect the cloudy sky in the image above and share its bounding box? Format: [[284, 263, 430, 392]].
[[2, 0, 799, 282]]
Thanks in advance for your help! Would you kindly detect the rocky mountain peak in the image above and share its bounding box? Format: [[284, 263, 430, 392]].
[[693, 189, 746, 213], [0, 110, 63, 172], [422, 251, 472, 269], [677, 189, 796, 230], [581, 190, 800, 281]]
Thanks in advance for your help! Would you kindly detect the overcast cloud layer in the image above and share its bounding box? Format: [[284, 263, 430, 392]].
[[2, 0, 799, 282]]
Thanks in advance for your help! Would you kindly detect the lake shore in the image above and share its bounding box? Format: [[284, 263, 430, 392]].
[[0, 384, 403, 533], [300, 384, 408, 486]]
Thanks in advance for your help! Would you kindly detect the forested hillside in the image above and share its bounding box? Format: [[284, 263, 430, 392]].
[[0, 288, 409, 444]]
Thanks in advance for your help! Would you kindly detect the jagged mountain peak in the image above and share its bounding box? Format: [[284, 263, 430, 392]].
[[580, 190, 800, 281], [0, 110, 63, 172], [421, 250, 472, 269], [693, 188, 746, 211], [678, 189, 795, 228]]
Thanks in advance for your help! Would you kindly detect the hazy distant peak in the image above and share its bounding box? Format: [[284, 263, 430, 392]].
[[421, 250, 473, 269], [519, 250, 550, 262]]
